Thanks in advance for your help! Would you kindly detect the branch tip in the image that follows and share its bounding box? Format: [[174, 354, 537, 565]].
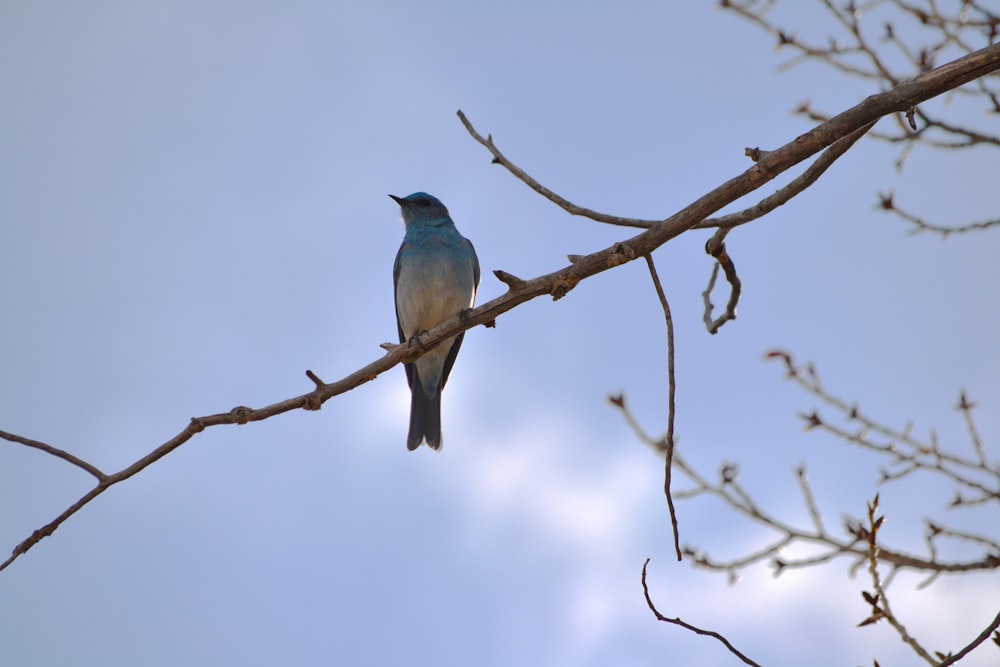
[[493, 269, 525, 291], [306, 369, 326, 389]]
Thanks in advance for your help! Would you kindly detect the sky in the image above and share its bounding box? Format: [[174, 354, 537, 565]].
[[2, 2, 999, 666]]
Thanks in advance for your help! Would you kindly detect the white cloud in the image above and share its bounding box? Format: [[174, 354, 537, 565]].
[[458, 416, 656, 557]]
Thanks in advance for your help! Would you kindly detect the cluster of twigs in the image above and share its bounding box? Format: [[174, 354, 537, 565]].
[[721, 0, 1000, 236], [615, 352, 999, 585], [627, 351, 999, 665], [856, 494, 1000, 666], [625, 6, 1000, 661]]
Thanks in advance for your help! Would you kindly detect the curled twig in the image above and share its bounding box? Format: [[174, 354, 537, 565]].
[[702, 229, 742, 334]]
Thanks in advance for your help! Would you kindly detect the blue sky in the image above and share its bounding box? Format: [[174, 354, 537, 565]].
[[2, 2, 998, 666]]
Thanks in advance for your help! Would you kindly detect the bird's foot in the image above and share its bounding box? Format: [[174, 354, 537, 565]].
[[396, 331, 429, 362], [411, 331, 430, 349]]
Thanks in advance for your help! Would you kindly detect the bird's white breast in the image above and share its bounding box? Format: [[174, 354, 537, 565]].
[[396, 249, 476, 340]]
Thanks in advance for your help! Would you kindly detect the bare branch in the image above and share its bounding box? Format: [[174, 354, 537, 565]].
[[878, 191, 1000, 236], [796, 464, 826, 534], [937, 607, 1000, 667], [702, 229, 742, 334], [957, 391, 988, 466], [859, 494, 936, 664], [460, 40, 1000, 231], [6, 41, 1000, 573], [642, 559, 763, 667], [720, 0, 1000, 238], [0, 430, 106, 481], [643, 254, 681, 561], [614, 354, 1000, 582], [698, 121, 876, 231], [456, 111, 660, 230], [772, 352, 1000, 498], [927, 522, 1000, 558], [701, 262, 724, 332]]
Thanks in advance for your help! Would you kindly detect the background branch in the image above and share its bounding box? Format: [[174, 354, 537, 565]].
[[641, 559, 762, 667], [721, 0, 1000, 235], [618, 347, 998, 663], [642, 254, 680, 560], [612, 356, 1000, 581], [877, 191, 1000, 236], [697, 121, 876, 230], [859, 494, 936, 664], [458, 33, 1000, 232]]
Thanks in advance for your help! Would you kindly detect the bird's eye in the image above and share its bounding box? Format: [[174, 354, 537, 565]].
[[418, 198, 431, 207]]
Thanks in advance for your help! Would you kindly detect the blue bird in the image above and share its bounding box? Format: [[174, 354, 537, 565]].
[[391, 192, 480, 451]]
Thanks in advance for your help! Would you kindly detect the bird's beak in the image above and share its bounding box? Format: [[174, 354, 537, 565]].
[[388, 194, 404, 205]]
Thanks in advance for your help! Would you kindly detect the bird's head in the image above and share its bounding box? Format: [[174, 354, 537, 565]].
[[390, 192, 451, 227]]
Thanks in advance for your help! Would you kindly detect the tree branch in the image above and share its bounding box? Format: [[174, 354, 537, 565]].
[[5, 42, 1000, 572], [612, 377, 1000, 580], [0, 430, 106, 481], [697, 121, 875, 230], [877, 191, 1000, 236], [721, 0, 1000, 238], [461, 41, 1000, 232], [642, 559, 763, 667], [937, 607, 1000, 667], [642, 254, 681, 560], [702, 229, 742, 334], [859, 494, 936, 664]]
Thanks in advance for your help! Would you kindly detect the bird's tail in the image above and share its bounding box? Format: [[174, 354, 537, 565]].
[[407, 382, 442, 451]]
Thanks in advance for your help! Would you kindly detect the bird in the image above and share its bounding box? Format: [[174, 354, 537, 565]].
[[391, 192, 480, 451]]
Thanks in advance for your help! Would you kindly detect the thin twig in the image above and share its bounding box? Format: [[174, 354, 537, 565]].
[[698, 121, 876, 230], [701, 262, 722, 332], [642, 559, 763, 667], [702, 229, 742, 334], [0, 430, 107, 481], [957, 391, 987, 466], [862, 495, 937, 664], [937, 607, 1000, 666], [644, 254, 681, 561], [456, 111, 662, 230], [878, 192, 1000, 236], [795, 464, 826, 534]]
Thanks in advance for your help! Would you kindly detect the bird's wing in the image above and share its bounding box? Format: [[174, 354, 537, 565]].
[[393, 243, 415, 390], [439, 239, 479, 390], [467, 237, 481, 291], [438, 332, 466, 391]]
